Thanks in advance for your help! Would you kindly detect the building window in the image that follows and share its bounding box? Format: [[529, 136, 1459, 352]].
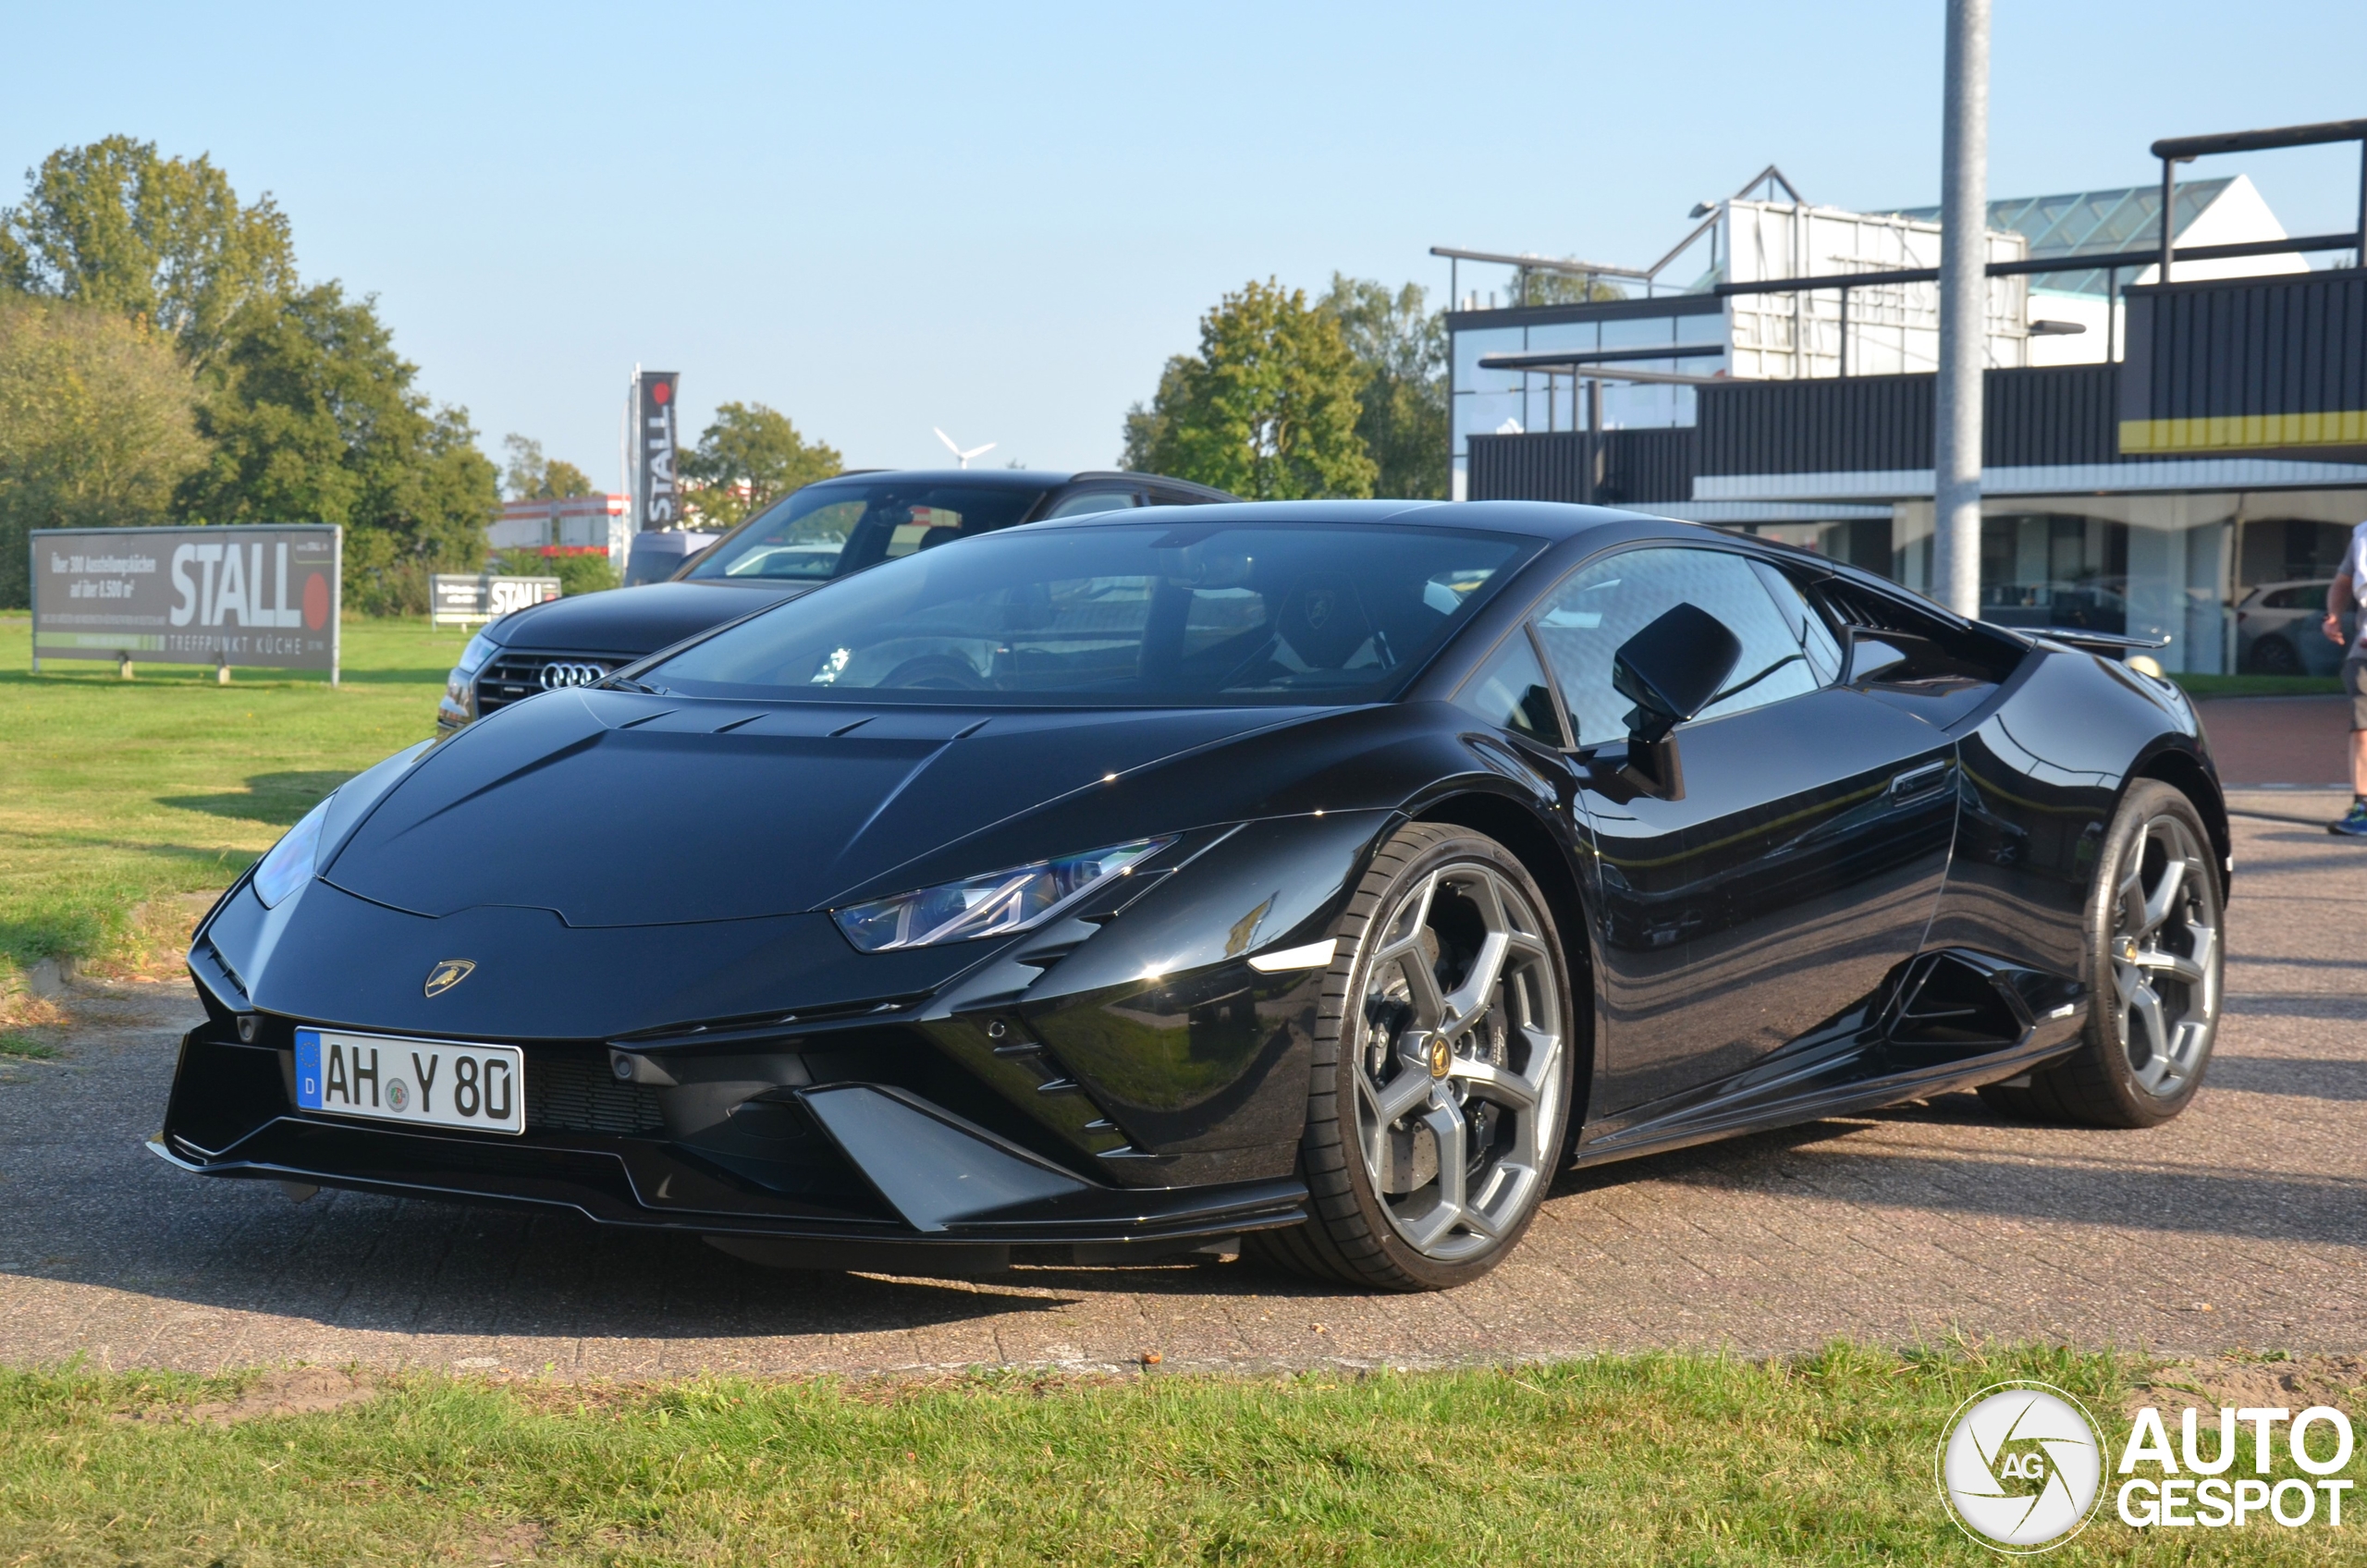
[[1979, 514, 2130, 634]]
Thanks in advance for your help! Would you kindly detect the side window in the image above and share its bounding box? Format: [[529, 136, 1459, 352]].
[[1043, 488, 1143, 519], [1748, 559, 1845, 685], [1453, 630, 1566, 746], [885, 504, 968, 558], [1533, 547, 1821, 745]]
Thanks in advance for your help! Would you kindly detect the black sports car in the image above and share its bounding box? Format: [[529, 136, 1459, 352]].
[[437, 468, 1234, 732], [161, 501, 2228, 1291]]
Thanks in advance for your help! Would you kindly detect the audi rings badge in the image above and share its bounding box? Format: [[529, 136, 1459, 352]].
[[538, 662, 607, 691]]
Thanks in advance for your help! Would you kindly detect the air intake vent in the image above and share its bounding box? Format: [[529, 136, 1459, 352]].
[[1884, 951, 2031, 1059], [525, 1051, 666, 1134]]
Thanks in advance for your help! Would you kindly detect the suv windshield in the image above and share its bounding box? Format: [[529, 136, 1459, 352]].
[[646, 521, 1533, 706], [681, 481, 1050, 583]]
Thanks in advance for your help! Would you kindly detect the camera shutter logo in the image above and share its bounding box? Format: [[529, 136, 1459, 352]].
[[1937, 1381, 2104, 1552]]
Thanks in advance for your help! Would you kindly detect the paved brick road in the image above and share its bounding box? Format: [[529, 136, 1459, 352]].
[[2, 793, 2361, 1378], [2195, 695, 2352, 787]]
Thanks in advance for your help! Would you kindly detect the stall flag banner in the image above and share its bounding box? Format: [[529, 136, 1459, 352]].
[[430, 573, 562, 627], [31, 524, 341, 678], [635, 372, 681, 530]]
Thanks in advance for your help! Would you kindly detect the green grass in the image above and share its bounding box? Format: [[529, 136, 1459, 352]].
[[0, 1033, 59, 1060], [13, 1344, 2359, 1566], [0, 612, 460, 982], [2174, 672, 2346, 698]]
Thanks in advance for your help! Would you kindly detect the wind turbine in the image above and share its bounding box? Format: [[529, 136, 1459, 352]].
[[934, 427, 997, 469]]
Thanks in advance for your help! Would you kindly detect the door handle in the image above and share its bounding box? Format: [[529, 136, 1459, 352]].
[[1887, 761, 1950, 801]]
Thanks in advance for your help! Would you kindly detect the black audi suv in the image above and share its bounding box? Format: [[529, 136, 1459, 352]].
[[437, 468, 1234, 731]]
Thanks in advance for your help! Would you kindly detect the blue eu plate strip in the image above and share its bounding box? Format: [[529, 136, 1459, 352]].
[[294, 1028, 323, 1109]]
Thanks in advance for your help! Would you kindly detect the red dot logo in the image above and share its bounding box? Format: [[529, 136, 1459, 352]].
[[651, 381, 671, 405], [302, 572, 329, 630]]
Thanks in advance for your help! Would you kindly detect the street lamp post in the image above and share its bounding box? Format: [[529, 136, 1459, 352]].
[[1933, 0, 1989, 619]]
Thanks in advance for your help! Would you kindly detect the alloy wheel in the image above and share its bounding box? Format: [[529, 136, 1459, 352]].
[[2110, 813, 2219, 1097], [1350, 862, 1564, 1262]]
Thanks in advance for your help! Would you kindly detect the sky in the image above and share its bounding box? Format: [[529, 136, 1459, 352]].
[[5, 2, 2363, 484]]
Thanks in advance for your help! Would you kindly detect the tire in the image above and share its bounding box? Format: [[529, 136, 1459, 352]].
[[1996, 780, 2223, 1128], [1248, 823, 1576, 1291], [2247, 636, 2300, 676]]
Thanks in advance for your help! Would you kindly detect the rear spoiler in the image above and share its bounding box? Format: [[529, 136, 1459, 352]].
[[2027, 628, 2169, 659]]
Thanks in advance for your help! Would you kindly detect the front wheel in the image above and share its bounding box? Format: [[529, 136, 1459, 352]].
[[1251, 823, 1576, 1291], [1986, 780, 2223, 1128]]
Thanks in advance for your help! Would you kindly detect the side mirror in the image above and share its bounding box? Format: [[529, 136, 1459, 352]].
[[1611, 603, 1742, 800]]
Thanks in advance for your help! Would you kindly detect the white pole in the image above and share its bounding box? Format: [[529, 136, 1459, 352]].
[[623, 365, 639, 524], [1933, 0, 1989, 618]]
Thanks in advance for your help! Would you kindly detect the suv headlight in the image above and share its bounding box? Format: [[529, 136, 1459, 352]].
[[440, 632, 500, 725], [253, 796, 333, 908], [833, 839, 1172, 953]]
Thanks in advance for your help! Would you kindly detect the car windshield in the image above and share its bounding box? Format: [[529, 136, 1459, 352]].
[[646, 521, 1534, 706], [681, 481, 1050, 582]]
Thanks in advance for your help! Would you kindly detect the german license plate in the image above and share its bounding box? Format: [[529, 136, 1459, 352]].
[[293, 1028, 524, 1135]]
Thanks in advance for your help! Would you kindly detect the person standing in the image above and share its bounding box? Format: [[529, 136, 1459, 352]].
[[2329, 518, 2367, 837]]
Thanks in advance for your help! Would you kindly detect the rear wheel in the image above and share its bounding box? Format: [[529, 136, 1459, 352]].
[[1251, 824, 1575, 1291], [2247, 636, 2300, 676], [1980, 781, 2222, 1127]]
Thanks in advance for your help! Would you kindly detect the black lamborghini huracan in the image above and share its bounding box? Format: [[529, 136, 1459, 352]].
[[157, 501, 2228, 1291]]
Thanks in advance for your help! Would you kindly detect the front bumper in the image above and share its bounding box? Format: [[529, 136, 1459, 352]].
[[167, 807, 1394, 1264], [154, 1024, 1306, 1261]]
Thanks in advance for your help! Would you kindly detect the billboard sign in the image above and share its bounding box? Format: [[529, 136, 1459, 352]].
[[430, 573, 561, 627], [635, 372, 681, 530], [31, 524, 341, 679]]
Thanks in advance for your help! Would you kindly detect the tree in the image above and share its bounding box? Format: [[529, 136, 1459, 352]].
[[177, 283, 499, 613], [1318, 275, 1449, 500], [0, 296, 204, 606], [0, 136, 296, 363], [1124, 279, 1374, 500], [680, 401, 841, 530], [494, 545, 618, 596], [1120, 356, 1190, 475], [502, 434, 602, 500]]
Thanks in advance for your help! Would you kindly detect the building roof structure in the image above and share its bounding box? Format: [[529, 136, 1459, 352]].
[[1883, 179, 2237, 295]]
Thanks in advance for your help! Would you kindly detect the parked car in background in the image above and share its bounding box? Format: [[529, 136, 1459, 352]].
[[2237, 580, 2354, 675], [1980, 577, 2128, 635], [436, 469, 1235, 731], [623, 530, 723, 587]]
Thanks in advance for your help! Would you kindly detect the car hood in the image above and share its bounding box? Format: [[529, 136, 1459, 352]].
[[321, 690, 1334, 926], [490, 580, 807, 656]]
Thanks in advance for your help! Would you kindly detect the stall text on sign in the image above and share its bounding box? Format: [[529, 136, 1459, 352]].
[[31, 525, 341, 680], [429, 574, 563, 628]]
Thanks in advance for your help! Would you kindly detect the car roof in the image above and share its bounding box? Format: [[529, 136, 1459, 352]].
[[803, 468, 1233, 500], [1021, 497, 1675, 542]]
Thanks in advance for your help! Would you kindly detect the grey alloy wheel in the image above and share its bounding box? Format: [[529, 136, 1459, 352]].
[[1981, 780, 2223, 1129], [2105, 809, 2220, 1099], [1346, 854, 1567, 1263]]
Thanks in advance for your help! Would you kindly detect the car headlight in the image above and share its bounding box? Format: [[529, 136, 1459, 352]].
[[833, 839, 1172, 953], [452, 631, 498, 680], [252, 796, 333, 909], [441, 632, 500, 723]]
